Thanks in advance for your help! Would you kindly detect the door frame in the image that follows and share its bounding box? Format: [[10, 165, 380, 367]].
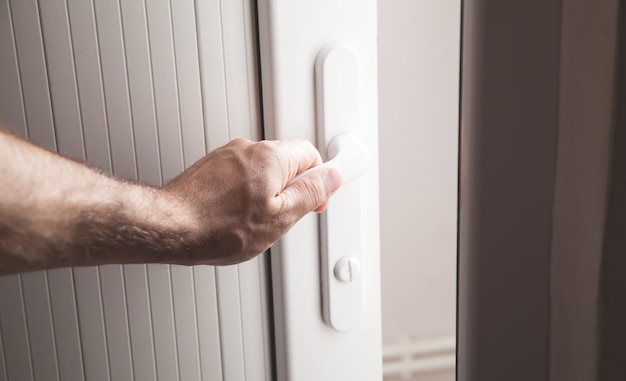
[[256, 1, 382, 379]]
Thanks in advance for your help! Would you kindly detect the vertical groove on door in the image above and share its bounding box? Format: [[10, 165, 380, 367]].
[[120, 0, 161, 185], [123, 265, 157, 381], [21, 272, 60, 381], [172, 0, 205, 166], [216, 267, 247, 381], [237, 1, 267, 379], [48, 268, 85, 381], [67, 0, 112, 172], [94, 0, 137, 179], [10, 0, 55, 150], [0, 0, 28, 138], [168, 0, 206, 378], [194, 266, 223, 380], [221, 0, 257, 140], [119, 0, 159, 378], [91, 4, 137, 378], [37, 2, 91, 379], [74, 268, 111, 381], [217, 3, 246, 379], [69, 0, 115, 378], [241, 0, 262, 139], [33, 0, 57, 151], [168, 267, 184, 380], [239, 258, 271, 381], [171, 266, 202, 381], [0, 314, 7, 381], [238, 267, 250, 380], [232, 1, 267, 380], [39, 0, 84, 159], [216, 0, 264, 378], [145, 0, 184, 184], [167, 0, 186, 170], [18, 276, 35, 381], [219, 0, 231, 142], [170, 3, 206, 377], [196, 0, 229, 150], [191, 1, 209, 156], [16, 1, 68, 378], [0, 276, 33, 380], [97, 268, 113, 381], [189, 270, 203, 379], [147, 265, 179, 381], [194, 2, 228, 380], [73, 1, 118, 374], [100, 265, 134, 381], [144, 0, 184, 379], [257, 254, 274, 381]]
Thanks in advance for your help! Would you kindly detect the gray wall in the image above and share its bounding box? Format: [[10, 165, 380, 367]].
[[459, 0, 619, 380], [599, 2, 626, 380]]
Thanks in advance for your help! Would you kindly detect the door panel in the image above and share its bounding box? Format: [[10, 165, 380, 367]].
[[0, 276, 32, 380], [0, 1, 271, 380], [257, 0, 382, 379]]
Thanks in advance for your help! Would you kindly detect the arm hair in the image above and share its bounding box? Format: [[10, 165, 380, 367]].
[[0, 128, 197, 274]]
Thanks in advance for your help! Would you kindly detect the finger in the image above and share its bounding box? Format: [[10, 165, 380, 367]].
[[314, 199, 330, 213], [276, 166, 343, 221], [268, 139, 323, 186]]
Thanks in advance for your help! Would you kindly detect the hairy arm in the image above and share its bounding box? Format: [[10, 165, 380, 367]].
[[0, 129, 342, 275]]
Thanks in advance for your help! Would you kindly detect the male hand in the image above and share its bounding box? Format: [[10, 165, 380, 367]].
[[0, 129, 342, 274], [163, 138, 343, 265]]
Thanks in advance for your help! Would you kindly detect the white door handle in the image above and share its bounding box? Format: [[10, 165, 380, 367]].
[[324, 133, 369, 183], [316, 44, 367, 332], [287, 133, 368, 186]]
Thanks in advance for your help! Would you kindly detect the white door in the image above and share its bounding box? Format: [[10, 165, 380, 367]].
[[258, 0, 382, 380], [0, 0, 381, 380]]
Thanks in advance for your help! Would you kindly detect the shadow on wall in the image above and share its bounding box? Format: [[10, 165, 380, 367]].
[[599, 2, 626, 380]]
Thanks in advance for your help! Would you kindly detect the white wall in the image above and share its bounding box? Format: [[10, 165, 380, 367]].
[[378, 1, 460, 380]]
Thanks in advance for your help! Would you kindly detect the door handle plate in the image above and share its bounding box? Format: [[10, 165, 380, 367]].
[[315, 44, 366, 332]]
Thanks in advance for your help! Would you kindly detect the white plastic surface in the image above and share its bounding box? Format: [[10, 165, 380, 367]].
[[284, 134, 368, 333], [258, 0, 381, 377], [315, 45, 360, 150], [314, 46, 366, 332], [286, 133, 368, 186], [281, 57, 369, 331], [334, 257, 360, 283], [288, 132, 368, 332]]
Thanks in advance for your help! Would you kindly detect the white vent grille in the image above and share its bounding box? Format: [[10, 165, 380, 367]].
[[383, 336, 456, 380]]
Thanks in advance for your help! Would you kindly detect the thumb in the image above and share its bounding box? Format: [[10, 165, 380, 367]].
[[279, 167, 343, 219]]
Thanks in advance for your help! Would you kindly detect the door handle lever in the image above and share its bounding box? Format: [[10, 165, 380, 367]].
[[286, 133, 368, 186], [324, 133, 369, 183]]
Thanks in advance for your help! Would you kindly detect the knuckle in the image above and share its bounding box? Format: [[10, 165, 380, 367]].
[[266, 198, 294, 233], [301, 176, 328, 209], [254, 140, 275, 155], [230, 137, 251, 146], [249, 140, 279, 163], [302, 139, 317, 152]]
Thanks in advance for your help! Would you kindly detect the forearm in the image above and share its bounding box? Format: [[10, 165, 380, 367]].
[[0, 128, 341, 274], [0, 129, 194, 274]]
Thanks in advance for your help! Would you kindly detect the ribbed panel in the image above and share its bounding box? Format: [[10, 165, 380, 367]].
[[0, 0, 271, 380]]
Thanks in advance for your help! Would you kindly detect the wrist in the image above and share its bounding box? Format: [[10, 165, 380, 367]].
[[109, 183, 200, 264], [47, 179, 200, 267]]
